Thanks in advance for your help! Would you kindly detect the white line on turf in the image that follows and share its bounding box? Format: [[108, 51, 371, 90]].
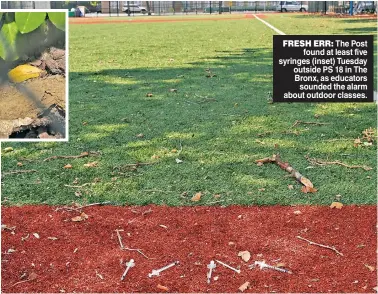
[[253, 14, 286, 35]]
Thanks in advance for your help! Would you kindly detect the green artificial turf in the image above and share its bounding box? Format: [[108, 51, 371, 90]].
[[1, 14, 376, 206]]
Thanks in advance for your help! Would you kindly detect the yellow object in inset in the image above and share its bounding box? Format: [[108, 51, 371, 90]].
[[8, 64, 42, 83]]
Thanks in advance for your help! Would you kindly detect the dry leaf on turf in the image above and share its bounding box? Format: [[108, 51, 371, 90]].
[[301, 186, 318, 193], [330, 202, 343, 209], [288, 184, 294, 190], [238, 251, 251, 262], [258, 188, 265, 192], [364, 264, 375, 272], [214, 194, 221, 199], [238, 281, 250, 292], [354, 137, 362, 147], [300, 177, 314, 188], [191, 192, 202, 202], [17, 162, 23, 167], [157, 284, 169, 291], [63, 164, 72, 169], [84, 162, 98, 168], [151, 154, 160, 159], [136, 133, 144, 138]]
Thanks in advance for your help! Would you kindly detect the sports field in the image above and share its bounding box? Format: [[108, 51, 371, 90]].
[[1, 13, 376, 206], [1, 13, 377, 293]]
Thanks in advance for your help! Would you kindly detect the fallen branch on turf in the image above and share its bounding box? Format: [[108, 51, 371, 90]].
[[206, 200, 224, 205], [255, 154, 317, 193], [64, 183, 92, 188], [1, 169, 37, 178], [297, 236, 344, 256], [115, 229, 151, 259], [142, 189, 173, 193], [114, 162, 157, 171], [292, 120, 329, 128], [43, 151, 101, 162], [177, 139, 183, 156], [305, 155, 372, 171]]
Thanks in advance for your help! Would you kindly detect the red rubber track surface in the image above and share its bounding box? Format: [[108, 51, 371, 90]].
[[1, 205, 376, 293]]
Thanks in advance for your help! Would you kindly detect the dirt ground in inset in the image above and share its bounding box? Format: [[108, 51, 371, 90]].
[[0, 75, 66, 120], [1, 205, 376, 293]]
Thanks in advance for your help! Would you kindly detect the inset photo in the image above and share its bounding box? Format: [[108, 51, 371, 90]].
[[0, 10, 67, 141]]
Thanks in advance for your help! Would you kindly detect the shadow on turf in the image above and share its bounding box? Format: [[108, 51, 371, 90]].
[[67, 47, 375, 158], [2, 47, 376, 205]]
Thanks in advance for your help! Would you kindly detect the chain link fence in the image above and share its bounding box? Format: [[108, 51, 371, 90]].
[[2, 1, 377, 15]]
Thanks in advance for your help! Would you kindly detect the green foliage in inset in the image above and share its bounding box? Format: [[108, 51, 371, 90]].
[[0, 21, 19, 60], [15, 12, 46, 34], [48, 12, 66, 31], [0, 12, 66, 61]]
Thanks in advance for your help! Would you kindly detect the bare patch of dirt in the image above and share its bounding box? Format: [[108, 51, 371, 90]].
[[0, 75, 65, 120]]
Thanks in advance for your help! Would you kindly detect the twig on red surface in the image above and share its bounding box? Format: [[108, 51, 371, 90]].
[[11, 279, 33, 287], [115, 229, 151, 259], [305, 155, 372, 171], [292, 120, 329, 128], [297, 236, 344, 256], [2, 169, 37, 177], [142, 208, 153, 216], [123, 247, 150, 259], [80, 202, 111, 209], [115, 229, 125, 249], [95, 270, 104, 280], [55, 206, 80, 213], [55, 201, 111, 212]]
